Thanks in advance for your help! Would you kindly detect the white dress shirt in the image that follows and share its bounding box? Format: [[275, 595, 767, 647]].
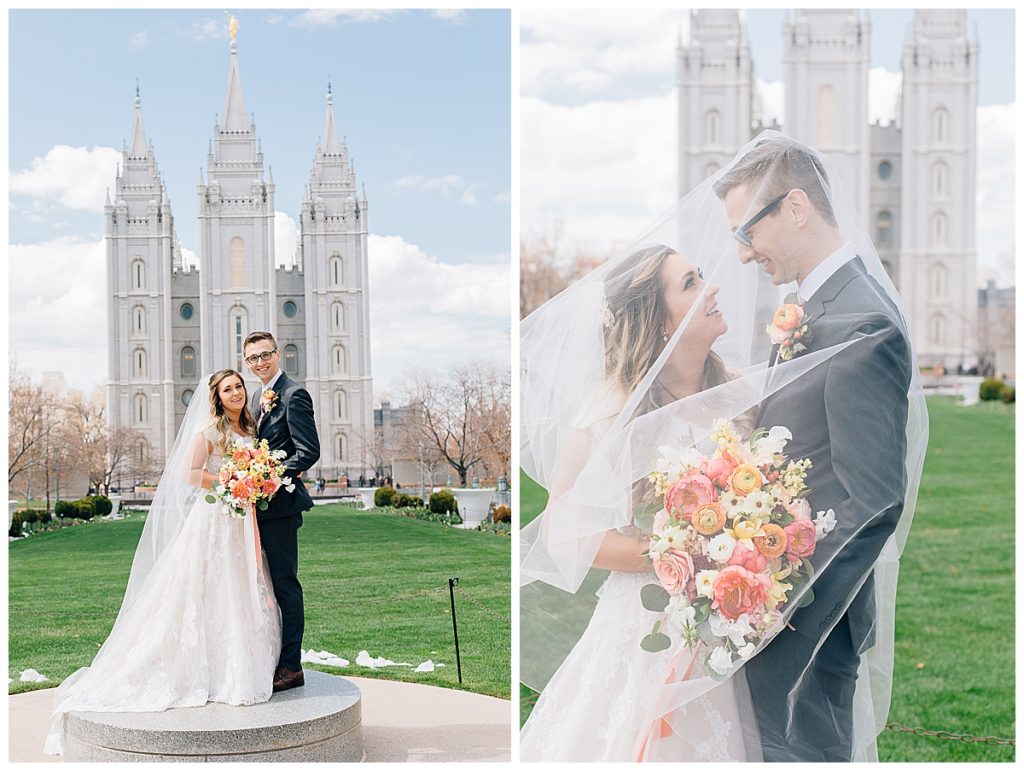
[[797, 241, 856, 304]]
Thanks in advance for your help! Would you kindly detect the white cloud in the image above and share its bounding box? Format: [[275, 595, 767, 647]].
[[274, 211, 300, 267], [10, 145, 120, 212], [431, 10, 467, 24], [520, 91, 676, 258], [290, 10, 400, 27], [975, 103, 1015, 287], [130, 31, 149, 50], [395, 174, 479, 205], [9, 237, 108, 393], [868, 67, 902, 126], [191, 18, 223, 42], [521, 10, 685, 99], [367, 234, 510, 390]]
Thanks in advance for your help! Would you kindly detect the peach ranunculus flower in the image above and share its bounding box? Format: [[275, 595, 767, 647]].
[[727, 541, 767, 573], [754, 523, 788, 559], [772, 303, 804, 331], [783, 519, 817, 559], [230, 479, 252, 499], [730, 465, 763, 496], [692, 502, 727, 536], [665, 472, 716, 521], [705, 451, 740, 488], [262, 480, 278, 496], [653, 548, 695, 596], [712, 565, 771, 620]]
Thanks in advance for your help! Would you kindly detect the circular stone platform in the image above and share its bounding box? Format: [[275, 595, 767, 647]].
[[62, 670, 362, 762]]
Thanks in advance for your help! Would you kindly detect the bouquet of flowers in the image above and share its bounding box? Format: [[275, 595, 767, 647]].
[[204, 438, 295, 518], [639, 419, 836, 677]]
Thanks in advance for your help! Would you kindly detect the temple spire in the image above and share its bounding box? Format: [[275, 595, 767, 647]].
[[129, 80, 148, 157], [222, 34, 249, 131], [322, 80, 343, 154]]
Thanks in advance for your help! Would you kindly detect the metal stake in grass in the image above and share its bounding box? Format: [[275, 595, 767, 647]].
[[448, 577, 463, 684]]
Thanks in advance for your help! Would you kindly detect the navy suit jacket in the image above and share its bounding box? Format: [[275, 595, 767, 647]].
[[758, 257, 911, 655], [250, 372, 320, 520]]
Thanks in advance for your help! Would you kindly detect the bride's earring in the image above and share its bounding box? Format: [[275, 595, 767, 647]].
[[662, 332, 669, 342]]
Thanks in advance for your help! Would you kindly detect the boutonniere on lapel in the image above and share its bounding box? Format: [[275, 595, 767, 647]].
[[767, 303, 813, 361], [260, 388, 279, 417]]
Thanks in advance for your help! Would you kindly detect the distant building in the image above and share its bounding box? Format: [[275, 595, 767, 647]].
[[678, 10, 979, 368], [978, 281, 1015, 381], [105, 36, 373, 477]]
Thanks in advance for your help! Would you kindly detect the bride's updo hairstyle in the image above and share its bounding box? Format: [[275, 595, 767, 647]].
[[208, 369, 257, 452], [603, 244, 729, 403]]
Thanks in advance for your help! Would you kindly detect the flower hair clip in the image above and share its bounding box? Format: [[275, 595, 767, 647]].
[[767, 303, 812, 361]]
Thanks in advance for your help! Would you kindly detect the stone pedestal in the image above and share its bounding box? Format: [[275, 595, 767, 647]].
[[63, 670, 362, 762]]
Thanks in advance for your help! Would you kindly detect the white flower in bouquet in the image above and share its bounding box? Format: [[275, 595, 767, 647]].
[[707, 646, 734, 676], [655, 444, 704, 479], [695, 569, 719, 599], [737, 642, 756, 660], [749, 425, 792, 466], [706, 533, 737, 563], [709, 612, 754, 648], [814, 508, 837, 540]]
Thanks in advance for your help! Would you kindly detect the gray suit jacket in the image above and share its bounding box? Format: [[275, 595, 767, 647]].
[[758, 257, 911, 655], [250, 372, 320, 520]]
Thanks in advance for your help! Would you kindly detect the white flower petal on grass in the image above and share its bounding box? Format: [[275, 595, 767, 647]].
[[20, 669, 48, 683], [301, 648, 349, 667], [414, 660, 437, 672]]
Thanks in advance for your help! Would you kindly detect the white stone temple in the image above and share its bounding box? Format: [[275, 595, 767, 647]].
[[678, 9, 978, 369], [106, 37, 373, 479]]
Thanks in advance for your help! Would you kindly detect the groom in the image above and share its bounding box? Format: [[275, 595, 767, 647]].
[[714, 139, 912, 761], [243, 331, 320, 693]]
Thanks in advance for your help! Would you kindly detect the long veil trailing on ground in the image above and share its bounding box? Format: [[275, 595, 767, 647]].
[[520, 131, 927, 761]]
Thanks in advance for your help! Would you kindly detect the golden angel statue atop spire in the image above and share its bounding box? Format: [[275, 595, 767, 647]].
[[228, 14, 238, 43]]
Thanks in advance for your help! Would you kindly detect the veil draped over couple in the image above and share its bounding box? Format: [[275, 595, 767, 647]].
[[520, 132, 927, 762], [45, 332, 320, 755]]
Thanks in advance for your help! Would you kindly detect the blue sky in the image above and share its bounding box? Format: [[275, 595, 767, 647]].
[[9, 9, 511, 395]]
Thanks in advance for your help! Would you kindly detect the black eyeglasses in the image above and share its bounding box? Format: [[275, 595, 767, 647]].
[[732, 192, 789, 247], [244, 349, 278, 365]]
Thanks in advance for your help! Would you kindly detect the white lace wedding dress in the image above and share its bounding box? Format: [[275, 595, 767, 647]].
[[520, 568, 749, 762], [44, 428, 282, 756]]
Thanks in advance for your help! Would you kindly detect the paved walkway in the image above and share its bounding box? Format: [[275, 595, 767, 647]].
[[9, 675, 511, 763]]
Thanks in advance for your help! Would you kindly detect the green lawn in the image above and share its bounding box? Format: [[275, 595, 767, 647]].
[[519, 396, 1015, 761], [9, 506, 510, 699]]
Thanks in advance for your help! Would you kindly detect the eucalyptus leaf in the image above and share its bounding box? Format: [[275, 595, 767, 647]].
[[204, 495, 216, 504], [640, 583, 671, 613], [797, 587, 815, 608], [257, 500, 269, 511], [641, 632, 672, 653]]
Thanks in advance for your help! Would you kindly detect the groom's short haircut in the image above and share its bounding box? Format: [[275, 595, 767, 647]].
[[243, 331, 277, 351], [713, 138, 838, 228]]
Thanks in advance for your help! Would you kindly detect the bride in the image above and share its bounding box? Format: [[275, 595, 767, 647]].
[[45, 369, 281, 756], [520, 244, 755, 761], [519, 132, 927, 762]]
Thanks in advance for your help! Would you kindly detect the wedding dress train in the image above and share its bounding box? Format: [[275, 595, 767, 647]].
[[44, 430, 281, 755]]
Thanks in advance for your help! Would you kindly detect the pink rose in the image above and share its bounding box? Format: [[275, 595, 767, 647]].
[[653, 548, 694, 595], [784, 520, 817, 558], [262, 480, 278, 496], [665, 472, 715, 521], [712, 565, 771, 620], [785, 498, 811, 521], [728, 541, 768, 573], [705, 452, 740, 488]]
